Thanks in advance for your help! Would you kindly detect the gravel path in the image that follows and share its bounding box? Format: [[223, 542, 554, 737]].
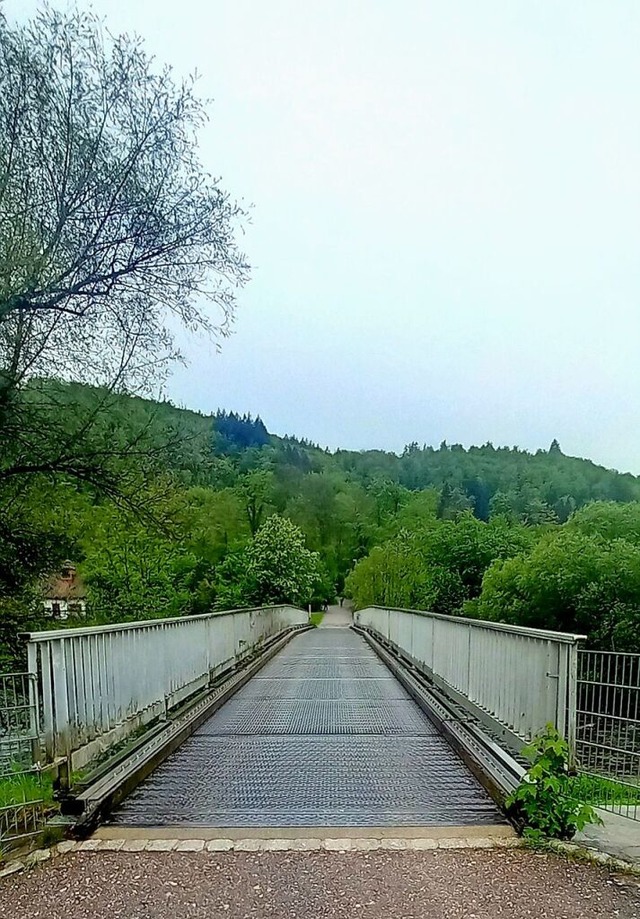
[[1, 849, 638, 919], [319, 605, 353, 627]]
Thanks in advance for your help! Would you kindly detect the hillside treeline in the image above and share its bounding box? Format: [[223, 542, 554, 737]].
[[2, 380, 640, 665]]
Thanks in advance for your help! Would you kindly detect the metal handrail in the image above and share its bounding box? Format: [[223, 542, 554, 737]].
[[22, 604, 306, 642], [360, 604, 586, 644], [24, 604, 309, 770], [354, 605, 582, 754]]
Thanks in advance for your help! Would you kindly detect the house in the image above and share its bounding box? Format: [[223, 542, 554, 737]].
[[43, 562, 88, 619]]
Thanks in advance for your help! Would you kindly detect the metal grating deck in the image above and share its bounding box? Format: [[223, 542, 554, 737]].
[[111, 627, 505, 827], [198, 699, 433, 735], [239, 677, 410, 701]]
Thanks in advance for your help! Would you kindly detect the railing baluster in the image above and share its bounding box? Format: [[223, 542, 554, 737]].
[[22, 606, 307, 770], [354, 605, 585, 751]]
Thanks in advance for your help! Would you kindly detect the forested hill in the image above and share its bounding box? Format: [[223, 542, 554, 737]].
[[47, 381, 639, 524], [3, 378, 640, 665]]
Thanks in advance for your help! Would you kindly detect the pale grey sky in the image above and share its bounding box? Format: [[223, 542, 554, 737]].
[[7, 1, 640, 471]]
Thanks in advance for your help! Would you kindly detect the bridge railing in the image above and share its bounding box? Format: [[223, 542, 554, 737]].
[[353, 605, 584, 753], [24, 605, 307, 770], [576, 649, 639, 820]]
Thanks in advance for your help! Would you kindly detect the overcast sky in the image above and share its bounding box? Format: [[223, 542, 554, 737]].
[[7, 2, 640, 472]]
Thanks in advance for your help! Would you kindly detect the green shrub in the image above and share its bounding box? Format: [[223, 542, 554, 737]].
[[506, 725, 602, 840]]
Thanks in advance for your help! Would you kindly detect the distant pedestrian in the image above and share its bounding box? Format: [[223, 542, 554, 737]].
[[339, 596, 344, 607]]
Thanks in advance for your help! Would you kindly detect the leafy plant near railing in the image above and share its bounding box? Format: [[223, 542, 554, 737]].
[[506, 724, 603, 840]]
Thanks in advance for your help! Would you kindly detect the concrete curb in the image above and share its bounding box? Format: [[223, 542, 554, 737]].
[[93, 824, 515, 841], [542, 839, 640, 877], [12, 835, 640, 880], [6, 835, 640, 882], [88, 835, 522, 853], [0, 835, 522, 877]]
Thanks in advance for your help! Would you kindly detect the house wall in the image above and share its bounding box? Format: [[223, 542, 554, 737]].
[[43, 599, 87, 619]]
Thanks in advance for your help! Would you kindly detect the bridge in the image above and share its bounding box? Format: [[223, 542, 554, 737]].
[[2, 603, 640, 918], [7, 599, 635, 850], [1, 601, 638, 852], [111, 616, 504, 830]]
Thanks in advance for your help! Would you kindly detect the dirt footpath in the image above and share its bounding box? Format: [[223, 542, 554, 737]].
[[1, 849, 639, 919]]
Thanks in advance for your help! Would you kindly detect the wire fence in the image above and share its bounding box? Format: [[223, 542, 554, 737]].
[[576, 650, 640, 820], [0, 672, 46, 850]]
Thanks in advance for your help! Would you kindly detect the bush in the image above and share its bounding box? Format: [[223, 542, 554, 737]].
[[506, 725, 602, 840]]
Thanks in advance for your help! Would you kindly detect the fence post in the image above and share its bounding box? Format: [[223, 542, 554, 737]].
[[26, 643, 40, 765], [566, 640, 579, 769]]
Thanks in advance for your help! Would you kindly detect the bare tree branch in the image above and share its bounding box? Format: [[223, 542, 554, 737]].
[[0, 6, 249, 513]]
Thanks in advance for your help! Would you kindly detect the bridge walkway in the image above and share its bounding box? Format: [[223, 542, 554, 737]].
[[110, 615, 504, 828]]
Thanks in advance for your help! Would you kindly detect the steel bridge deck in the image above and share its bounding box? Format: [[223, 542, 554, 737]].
[[111, 628, 505, 827]]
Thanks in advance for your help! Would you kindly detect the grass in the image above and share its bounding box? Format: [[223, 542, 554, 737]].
[[572, 773, 640, 806], [309, 612, 324, 627], [0, 764, 54, 809]]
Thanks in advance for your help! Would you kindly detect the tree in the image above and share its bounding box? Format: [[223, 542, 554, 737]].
[[371, 479, 409, 526], [238, 469, 275, 536], [215, 515, 321, 608], [477, 528, 640, 650], [566, 501, 640, 544], [0, 505, 75, 667], [179, 486, 248, 563], [345, 513, 531, 615], [437, 482, 475, 520], [213, 412, 270, 454], [79, 502, 197, 623], [0, 6, 248, 499]]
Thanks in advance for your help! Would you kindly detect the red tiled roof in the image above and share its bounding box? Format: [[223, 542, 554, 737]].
[[43, 563, 87, 601]]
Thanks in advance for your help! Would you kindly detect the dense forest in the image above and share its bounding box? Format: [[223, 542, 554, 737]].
[[2, 378, 640, 666]]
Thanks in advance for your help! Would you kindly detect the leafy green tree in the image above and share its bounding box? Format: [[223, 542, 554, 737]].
[[179, 486, 248, 563], [215, 515, 321, 608], [392, 488, 439, 531], [478, 527, 640, 649], [425, 514, 532, 598], [523, 497, 559, 526], [345, 513, 530, 615], [489, 490, 517, 520], [78, 503, 197, 622], [0, 508, 75, 667], [437, 482, 475, 519], [344, 533, 430, 611], [237, 470, 276, 536], [566, 501, 640, 544], [371, 479, 410, 526]]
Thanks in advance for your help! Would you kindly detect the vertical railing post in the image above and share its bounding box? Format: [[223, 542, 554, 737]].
[[566, 640, 579, 769], [22, 605, 307, 768], [466, 621, 472, 698], [50, 639, 71, 790], [26, 642, 40, 765]]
